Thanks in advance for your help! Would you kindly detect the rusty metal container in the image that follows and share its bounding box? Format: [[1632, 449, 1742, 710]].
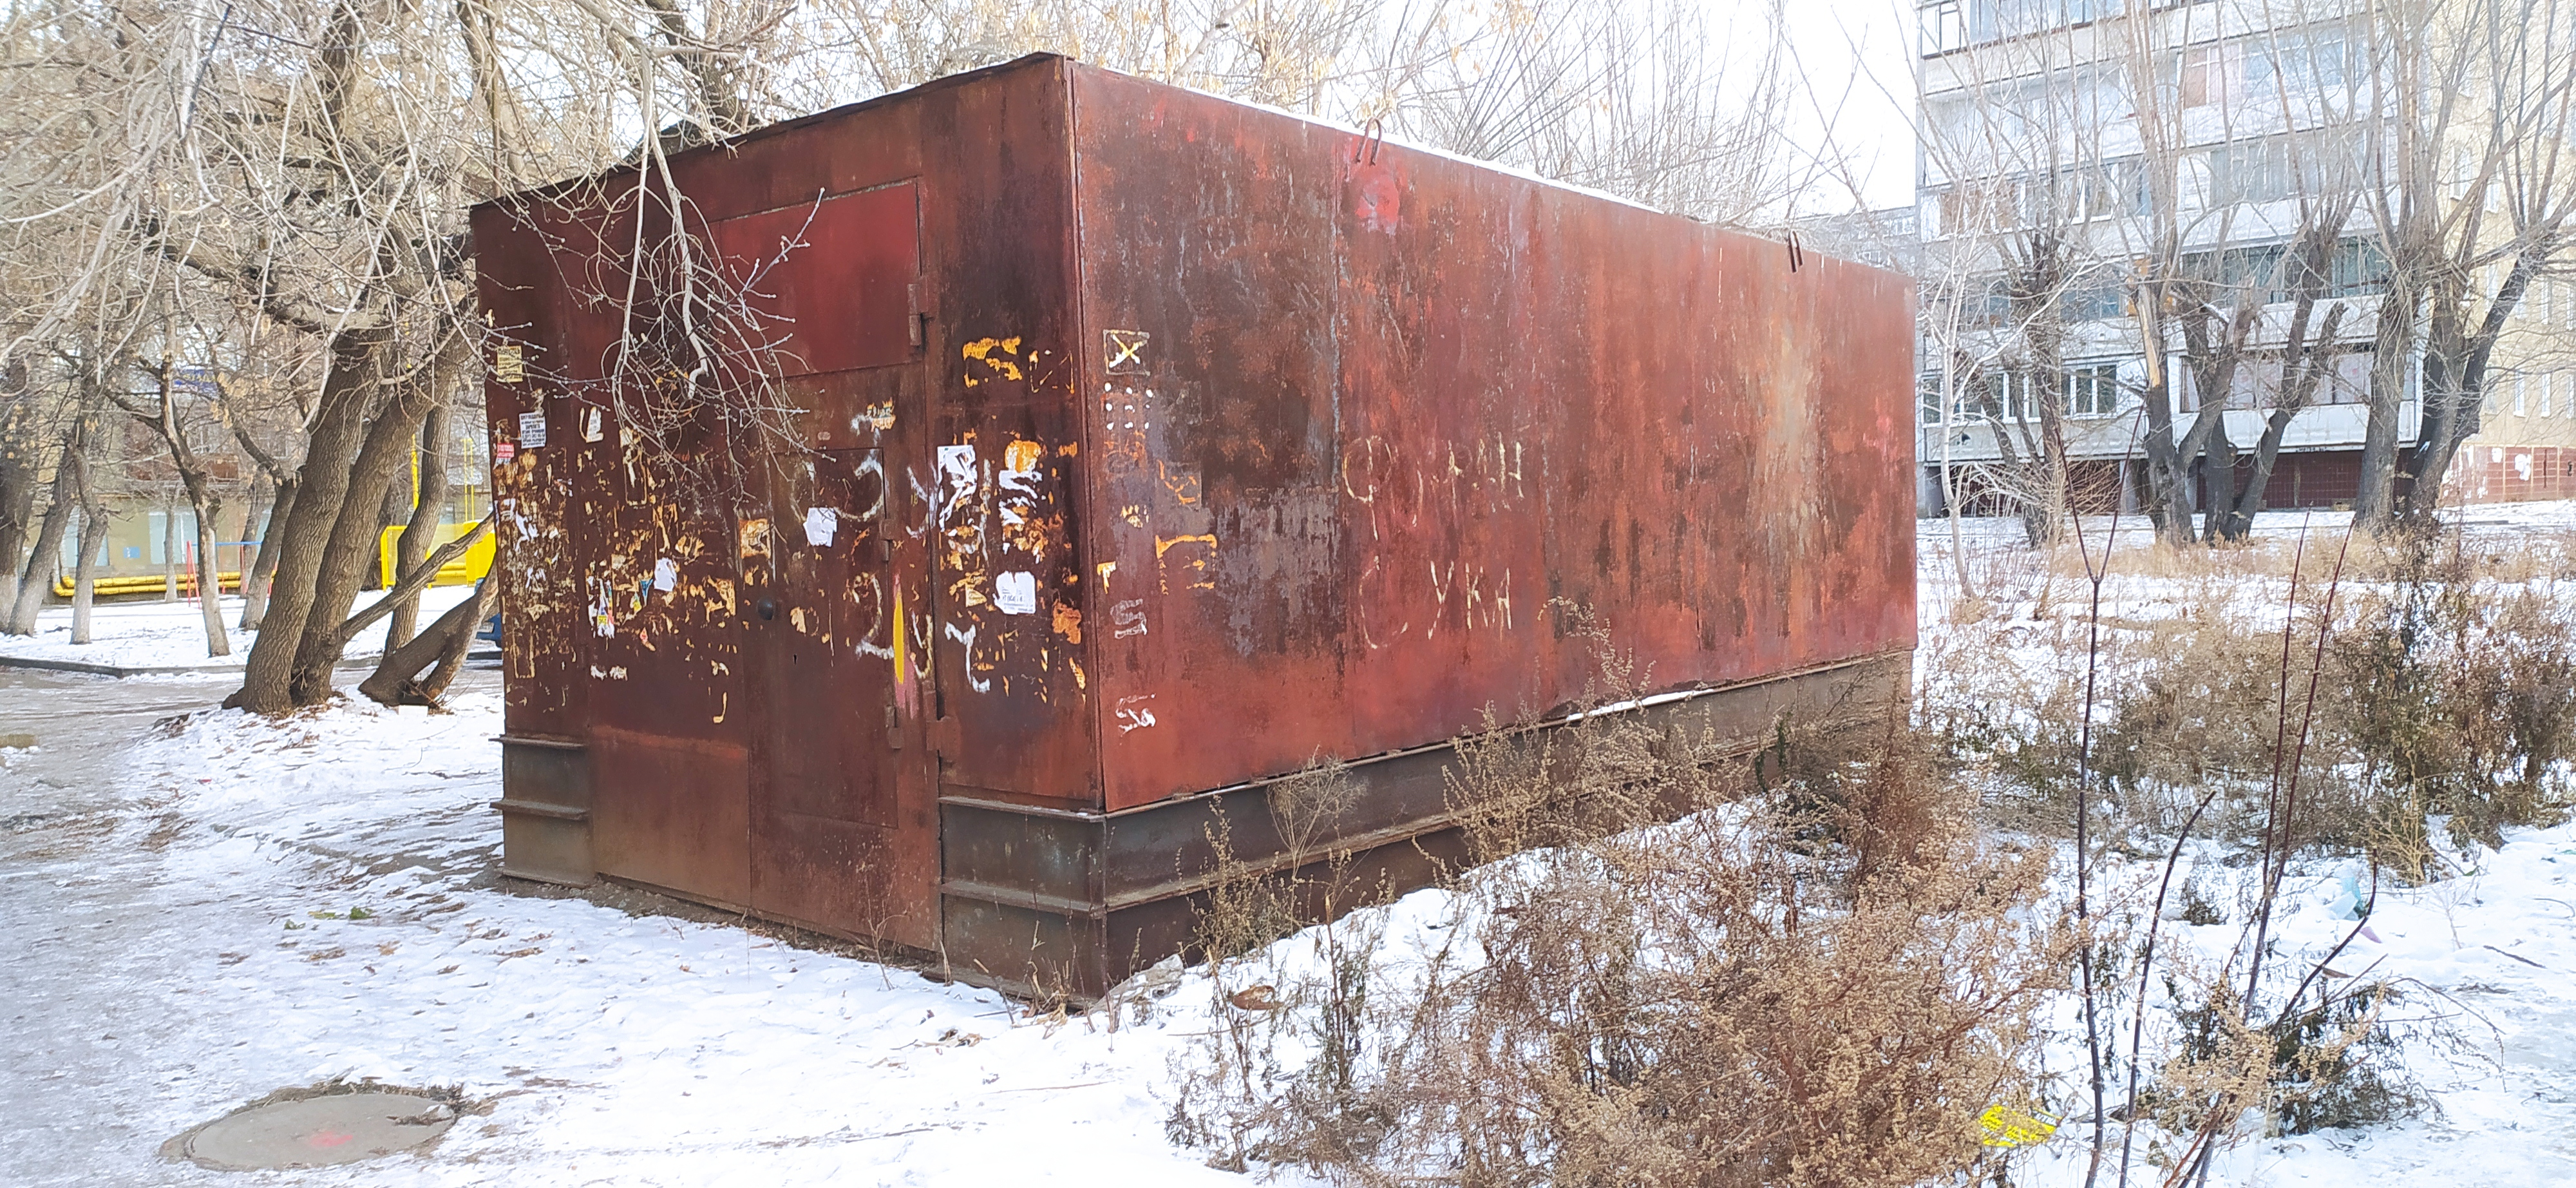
[[473, 54, 1917, 998]]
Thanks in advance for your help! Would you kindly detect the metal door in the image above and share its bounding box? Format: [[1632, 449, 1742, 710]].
[[746, 447, 902, 934]]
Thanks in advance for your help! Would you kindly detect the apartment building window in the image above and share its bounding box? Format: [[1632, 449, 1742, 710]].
[[2181, 43, 2236, 108], [2210, 138, 2296, 204], [2543, 374, 2556, 418], [2328, 238, 2391, 296], [2070, 158, 2149, 220], [2179, 238, 2387, 304], [2068, 364, 2122, 416], [1932, 161, 2148, 238], [2246, 26, 2356, 101], [1956, 368, 2041, 422], [2515, 374, 2528, 416], [2208, 131, 2371, 206]]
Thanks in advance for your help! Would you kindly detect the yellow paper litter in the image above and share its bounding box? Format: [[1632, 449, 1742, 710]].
[[1977, 1104, 2061, 1148]]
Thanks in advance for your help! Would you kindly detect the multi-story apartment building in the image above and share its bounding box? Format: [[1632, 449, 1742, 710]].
[[1908, 0, 2575, 516]]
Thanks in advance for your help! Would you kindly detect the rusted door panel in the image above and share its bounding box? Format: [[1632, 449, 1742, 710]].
[[588, 725, 752, 906], [913, 60, 1096, 807], [1068, 67, 1918, 810], [748, 446, 925, 939], [709, 182, 920, 377]]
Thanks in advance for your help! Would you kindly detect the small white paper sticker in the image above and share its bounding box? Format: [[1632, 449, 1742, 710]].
[[994, 571, 1038, 615], [652, 557, 677, 593], [583, 407, 604, 442], [803, 506, 838, 547], [518, 410, 547, 448]]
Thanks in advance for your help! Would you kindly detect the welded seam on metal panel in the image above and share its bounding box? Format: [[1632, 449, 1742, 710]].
[[1061, 60, 1112, 999], [1061, 66, 1110, 819], [717, 175, 922, 224], [494, 734, 584, 750], [931, 647, 1909, 820]]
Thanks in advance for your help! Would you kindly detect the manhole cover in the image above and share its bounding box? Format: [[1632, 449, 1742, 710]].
[[169, 1090, 455, 1171]]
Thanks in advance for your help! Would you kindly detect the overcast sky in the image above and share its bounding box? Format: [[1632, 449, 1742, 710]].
[[1777, 0, 1920, 214]]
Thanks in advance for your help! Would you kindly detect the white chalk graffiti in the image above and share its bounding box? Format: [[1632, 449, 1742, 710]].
[[943, 621, 993, 692], [1113, 694, 1159, 733], [1111, 598, 1149, 638]]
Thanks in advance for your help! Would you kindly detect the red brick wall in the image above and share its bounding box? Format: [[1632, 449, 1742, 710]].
[[2445, 445, 2576, 505]]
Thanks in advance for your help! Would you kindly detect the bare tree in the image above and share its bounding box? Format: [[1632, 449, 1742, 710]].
[[2353, 0, 2576, 524], [120, 323, 235, 656]]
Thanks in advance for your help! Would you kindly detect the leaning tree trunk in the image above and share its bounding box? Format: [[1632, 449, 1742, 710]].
[[240, 474, 292, 631], [2229, 304, 2349, 540], [279, 320, 467, 707], [359, 575, 493, 707], [69, 484, 102, 646], [386, 400, 453, 649], [3, 429, 80, 635], [229, 325, 396, 712]]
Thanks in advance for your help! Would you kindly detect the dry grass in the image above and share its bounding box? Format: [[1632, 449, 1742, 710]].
[[1925, 518, 2576, 865], [1165, 514, 2567, 1183], [1171, 657, 2069, 1187]]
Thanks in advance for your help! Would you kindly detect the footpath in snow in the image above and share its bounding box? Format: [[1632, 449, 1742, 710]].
[[0, 666, 1256, 1187]]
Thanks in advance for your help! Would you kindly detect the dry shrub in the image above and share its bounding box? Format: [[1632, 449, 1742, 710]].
[[2090, 591, 2316, 793], [1171, 677, 2068, 1188], [1931, 518, 2574, 866], [2327, 522, 2576, 864], [2152, 969, 2421, 1144], [1913, 605, 2092, 818]]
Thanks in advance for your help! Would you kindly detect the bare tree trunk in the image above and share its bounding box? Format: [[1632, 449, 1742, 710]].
[[3, 418, 83, 636], [69, 465, 102, 646], [160, 494, 179, 602], [387, 400, 452, 649], [2199, 425, 2237, 543], [2401, 255, 2539, 520], [235, 474, 271, 623], [281, 318, 466, 706], [241, 475, 292, 631], [230, 324, 396, 712], [2353, 289, 2416, 530], [0, 365, 37, 614], [2231, 303, 2350, 533], [191, 490, 231, 656], [358, 575, 493, 707]]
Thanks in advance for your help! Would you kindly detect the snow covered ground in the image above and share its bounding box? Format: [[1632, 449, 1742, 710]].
[[0, 586, 480, 673], [3, 503, 2573, 1185], [1, 667, 1264, 1186]]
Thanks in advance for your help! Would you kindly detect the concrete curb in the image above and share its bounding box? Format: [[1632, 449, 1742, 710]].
[[0, 654, 386, 678], [0, 648, 501, 678]]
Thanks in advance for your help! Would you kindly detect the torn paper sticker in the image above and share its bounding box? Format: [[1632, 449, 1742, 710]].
[[804, 506, 838, 547], [652, 557, 677, 593], [995, 570, 1037, 615]]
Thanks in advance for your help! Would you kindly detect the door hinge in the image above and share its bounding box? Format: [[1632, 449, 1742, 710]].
[[907, 280, 936, 347]]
